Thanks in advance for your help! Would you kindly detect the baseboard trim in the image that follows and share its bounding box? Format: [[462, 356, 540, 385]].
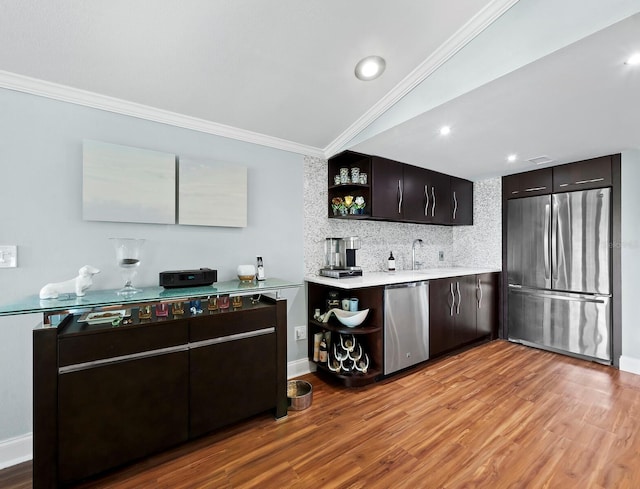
[[0, 433, 32, 470], [619, 355, 640, 376], [287, 358, 315, 379]]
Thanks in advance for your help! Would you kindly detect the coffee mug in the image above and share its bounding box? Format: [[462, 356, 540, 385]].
[[349, 298, 359, 312], [341, 298, 350, 311]]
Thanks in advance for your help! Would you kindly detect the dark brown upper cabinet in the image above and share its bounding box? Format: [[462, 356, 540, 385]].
[[403, 165, 451, 223], [370, 156, 404, 220], [503, 167, 553, 199], [552, 155, 613, 192], [450, 176, 473, 225], [329, 150, 473, 226]]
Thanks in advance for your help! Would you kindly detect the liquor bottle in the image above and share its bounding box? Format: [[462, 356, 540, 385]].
[[256, 256, 266, 281], [319, 336, 328, 363]]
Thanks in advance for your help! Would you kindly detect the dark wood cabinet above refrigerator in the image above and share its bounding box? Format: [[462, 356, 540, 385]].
[[503, 154, 616, 201], [328, 150, 473, 226]]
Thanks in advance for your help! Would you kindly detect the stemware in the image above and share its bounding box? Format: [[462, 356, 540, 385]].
[[110, 238, 145, 295]]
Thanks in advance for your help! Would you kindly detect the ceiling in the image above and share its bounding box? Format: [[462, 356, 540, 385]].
[[0, 1, 639, 180]]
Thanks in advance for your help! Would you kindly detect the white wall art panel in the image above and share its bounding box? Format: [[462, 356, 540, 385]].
[[178, 159, 247, 227], [83, 140, 176, 224]]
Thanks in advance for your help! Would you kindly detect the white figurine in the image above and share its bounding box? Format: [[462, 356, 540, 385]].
[[39, 265, 101, 299]]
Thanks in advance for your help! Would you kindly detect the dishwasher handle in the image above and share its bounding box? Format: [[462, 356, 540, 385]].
[[385, 281, 429, 290]]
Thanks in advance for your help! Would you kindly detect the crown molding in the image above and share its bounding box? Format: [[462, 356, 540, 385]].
[[0, 70, 325, 159], [323, 0, 521, 157]]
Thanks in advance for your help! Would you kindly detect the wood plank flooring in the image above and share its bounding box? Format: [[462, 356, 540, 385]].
[[4, 340, 640, 488]]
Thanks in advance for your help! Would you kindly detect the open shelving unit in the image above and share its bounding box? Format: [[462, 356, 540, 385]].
[[307, 283, 384, 387]]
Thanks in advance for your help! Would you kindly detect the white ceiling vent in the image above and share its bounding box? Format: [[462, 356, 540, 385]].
[[527, 155, 554, 165]]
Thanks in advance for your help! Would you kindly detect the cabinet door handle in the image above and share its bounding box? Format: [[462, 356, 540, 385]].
[[449, 282, 455, 316], [424, 185, 429, 216], [431, 186, 436, 217], [398, 180, 403, 214], [524, 186, 546, 192], [456, 281, 461, 315], [559, 177, 604, 187], [477, 278, 483, 309], [453, 191, 458, 220]]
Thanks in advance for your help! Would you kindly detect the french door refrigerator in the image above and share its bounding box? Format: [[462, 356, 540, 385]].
[[507, 188, 612, 363]]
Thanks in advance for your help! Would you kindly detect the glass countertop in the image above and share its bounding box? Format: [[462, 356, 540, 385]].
[[0, 278, 302, 317]]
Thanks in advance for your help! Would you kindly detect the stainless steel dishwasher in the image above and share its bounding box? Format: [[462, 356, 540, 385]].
[[384, 281, 429, 375]]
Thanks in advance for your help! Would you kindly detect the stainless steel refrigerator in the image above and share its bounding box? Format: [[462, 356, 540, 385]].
[[507, 188, 612, 363]]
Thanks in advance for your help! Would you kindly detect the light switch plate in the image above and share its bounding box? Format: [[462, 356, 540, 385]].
[[0, 245, 17, 268]]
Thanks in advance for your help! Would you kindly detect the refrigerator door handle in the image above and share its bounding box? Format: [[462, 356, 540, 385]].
[[544, 203, 550, 280], [551, 199, 559, 283], [508, 285, 609, 304]]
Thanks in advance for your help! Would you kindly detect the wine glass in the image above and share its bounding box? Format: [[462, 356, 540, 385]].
[[110, 238, 145, 295]]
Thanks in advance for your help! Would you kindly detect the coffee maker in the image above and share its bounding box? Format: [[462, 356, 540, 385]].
[[320, 237, 363, 278]]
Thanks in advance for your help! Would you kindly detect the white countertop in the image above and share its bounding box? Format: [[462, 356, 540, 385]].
[[305, 267, 501, 289]]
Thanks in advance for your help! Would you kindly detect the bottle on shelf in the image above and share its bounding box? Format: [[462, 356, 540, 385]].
[[388, 252, 396, 271], [313, 332, 323, 362], [319, 336, 328, 364], [256, 256, 265, 281]]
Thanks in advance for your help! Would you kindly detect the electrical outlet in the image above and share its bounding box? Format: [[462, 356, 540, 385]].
[[295, 325, 307, 341], [0, 245, 17, 268], [438, 250, 444, 261]]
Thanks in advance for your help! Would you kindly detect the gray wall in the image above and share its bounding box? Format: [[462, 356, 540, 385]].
[[621, 150, 640, 370], [0, 87, 306, 443]]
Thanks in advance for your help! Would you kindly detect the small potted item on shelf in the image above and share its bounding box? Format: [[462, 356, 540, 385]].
[[344, 195, 354, 214], [354, 196, 366, 214], [331, 197, 345, 216]]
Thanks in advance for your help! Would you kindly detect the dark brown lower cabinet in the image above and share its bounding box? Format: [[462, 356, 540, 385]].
[[190, 329, 276, 437], [58, 352, 189, 484], [429, 273, 498, 357], [476, 273, 499, 339], [33, 297, 287, 489]]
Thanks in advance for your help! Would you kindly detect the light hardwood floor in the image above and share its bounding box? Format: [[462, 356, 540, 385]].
[[3, 340, 640, 488]]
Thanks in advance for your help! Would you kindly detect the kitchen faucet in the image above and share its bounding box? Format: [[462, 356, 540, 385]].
[[412, 239, 423, 270]]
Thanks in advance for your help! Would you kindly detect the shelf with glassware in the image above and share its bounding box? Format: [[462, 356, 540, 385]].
[[328, 185, 370, 218], [307, 282, 383, 387], [327, 150, 371, 219]]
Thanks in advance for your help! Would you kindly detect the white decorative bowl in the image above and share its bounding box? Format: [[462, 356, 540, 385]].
[[237, 264, 256, 281], [333, 308, 369, 328]]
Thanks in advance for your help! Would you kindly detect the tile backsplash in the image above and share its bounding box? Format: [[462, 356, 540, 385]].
[[303, 155, 501, 277]]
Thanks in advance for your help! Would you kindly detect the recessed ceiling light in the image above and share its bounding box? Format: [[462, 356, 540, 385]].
[[625, 52, 640, 65], [439, 125, 451, 136], [354, 56, 386, 81], [507, 154, 517, 162]]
